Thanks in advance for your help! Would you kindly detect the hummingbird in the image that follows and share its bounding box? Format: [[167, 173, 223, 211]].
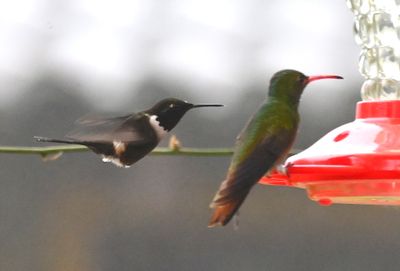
[[208, 69, 343, 227], [35, 98, 223, 167]]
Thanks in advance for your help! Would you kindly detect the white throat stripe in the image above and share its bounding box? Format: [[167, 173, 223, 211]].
[[149, 115, 167, 139]]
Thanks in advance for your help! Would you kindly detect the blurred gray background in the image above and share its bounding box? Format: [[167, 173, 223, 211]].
[[2, 0, 399, 271]]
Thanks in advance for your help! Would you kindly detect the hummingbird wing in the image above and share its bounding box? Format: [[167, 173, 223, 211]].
[[74, 113, 132, 125], [209, 103, 298, 227], [213, 130, 294, 204], [66, 113, 156, 144], [64, 113, 160, 166], [36, 112, 160, 167], [209, 129, 295, 227]]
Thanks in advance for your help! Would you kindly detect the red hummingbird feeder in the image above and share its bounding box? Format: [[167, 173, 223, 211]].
[[260, 100, 400, 206], [260, 0, 400, 206]]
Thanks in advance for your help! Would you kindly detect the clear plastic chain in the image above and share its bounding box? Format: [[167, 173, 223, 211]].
[[347, 0, 400, 100]]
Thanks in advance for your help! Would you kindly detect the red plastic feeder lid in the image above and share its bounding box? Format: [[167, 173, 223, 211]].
[[260, 100, 400, 206]]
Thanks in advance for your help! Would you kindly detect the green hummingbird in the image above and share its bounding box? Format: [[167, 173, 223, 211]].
[[208, 69, 343, 227]]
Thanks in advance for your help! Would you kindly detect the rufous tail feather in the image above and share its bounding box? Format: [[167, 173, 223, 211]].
[[208, 195, 247, 228]]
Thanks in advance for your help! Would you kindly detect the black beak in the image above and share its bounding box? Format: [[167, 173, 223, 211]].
[[191, 103, 224, 108]]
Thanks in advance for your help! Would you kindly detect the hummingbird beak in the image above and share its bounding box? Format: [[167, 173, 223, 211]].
[[306, 75, 343, 83], [191, 103, 224, 108]]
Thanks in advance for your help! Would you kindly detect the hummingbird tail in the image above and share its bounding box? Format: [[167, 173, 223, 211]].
[[208, 195, 247, 228], [34, 136, 79, 144]]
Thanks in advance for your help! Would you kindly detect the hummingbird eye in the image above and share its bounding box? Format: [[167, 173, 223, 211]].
[[296, 76, 306, 84], [169, 104, 175, 108]]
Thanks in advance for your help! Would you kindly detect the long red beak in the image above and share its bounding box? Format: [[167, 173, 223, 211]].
[[306, 75, 343, 83]]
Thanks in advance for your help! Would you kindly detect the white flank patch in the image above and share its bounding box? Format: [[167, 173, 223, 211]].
[[149, 115, 167, 139], [100, 140, 130, 168], [102, 155, 130, 168]]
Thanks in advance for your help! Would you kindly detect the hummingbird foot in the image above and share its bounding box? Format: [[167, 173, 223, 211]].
[[275, 163, 292, 177], [233, 212, 240, 231]]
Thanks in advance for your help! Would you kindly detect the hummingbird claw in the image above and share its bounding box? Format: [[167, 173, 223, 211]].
[[233, 212, 240, 231], [276, 163, 292, 177]]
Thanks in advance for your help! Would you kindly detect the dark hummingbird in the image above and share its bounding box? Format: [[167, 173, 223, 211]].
[[208, 69, 343, 227], [35, 98, 223, 167]]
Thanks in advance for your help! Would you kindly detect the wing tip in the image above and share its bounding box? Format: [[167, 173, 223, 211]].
[[33, 136, 79, 145], [34, 136, 51, 142]]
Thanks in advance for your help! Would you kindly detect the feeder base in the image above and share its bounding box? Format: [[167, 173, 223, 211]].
[[260, 100, 400, 206], [305, 180, 400, 206]]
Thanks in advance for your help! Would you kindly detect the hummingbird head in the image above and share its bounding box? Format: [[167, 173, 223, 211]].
[[146, 98, 223, 131], [268, 69, 343, 106]]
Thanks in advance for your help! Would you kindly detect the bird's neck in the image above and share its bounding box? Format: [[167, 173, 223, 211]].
[[267, 95, 300, 110], [267, 81, 303, 109]]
